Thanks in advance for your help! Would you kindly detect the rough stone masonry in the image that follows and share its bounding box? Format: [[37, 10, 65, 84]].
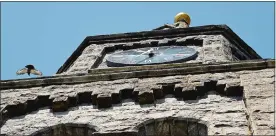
[[0, 25, 274, 136]]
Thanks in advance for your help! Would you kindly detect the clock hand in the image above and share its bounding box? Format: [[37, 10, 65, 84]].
[[134, 48, 156, 63], [135, 47, 175, 64], [133, 48, 154, 58]]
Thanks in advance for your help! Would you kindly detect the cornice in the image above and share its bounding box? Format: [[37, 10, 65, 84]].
[[1, 59, 274, 90]]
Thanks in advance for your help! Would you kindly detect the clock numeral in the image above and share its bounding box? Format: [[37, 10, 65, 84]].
[[145, 60, 151, 63]]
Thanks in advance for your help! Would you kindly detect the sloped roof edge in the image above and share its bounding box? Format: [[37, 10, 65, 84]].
[[56, 24, 262, 74]]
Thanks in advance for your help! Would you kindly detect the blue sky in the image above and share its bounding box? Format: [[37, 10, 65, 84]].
[[1, 2, 275, 80]]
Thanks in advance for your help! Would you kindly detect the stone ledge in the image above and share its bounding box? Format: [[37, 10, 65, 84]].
[[1, 59, 274, 90]]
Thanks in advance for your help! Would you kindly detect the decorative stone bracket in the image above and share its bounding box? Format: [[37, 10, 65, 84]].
[[0, 80, 244, 127]]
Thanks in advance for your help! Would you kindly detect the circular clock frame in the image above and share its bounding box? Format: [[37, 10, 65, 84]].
[[106, 46, 198, 67]]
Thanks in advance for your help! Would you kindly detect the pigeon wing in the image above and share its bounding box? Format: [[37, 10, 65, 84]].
[[30, 69, 43, 76], [16, 68, 28, 75]]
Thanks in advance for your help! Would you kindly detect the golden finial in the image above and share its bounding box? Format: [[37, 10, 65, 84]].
[[174, 12, 191, 25]]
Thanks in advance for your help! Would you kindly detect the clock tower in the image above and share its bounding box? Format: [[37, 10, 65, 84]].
[[1, 13, 274, 136]]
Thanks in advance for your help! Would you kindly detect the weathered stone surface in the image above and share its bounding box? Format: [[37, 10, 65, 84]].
[[60, 32, 258, 74], [1, 60, 273, 90], [239, 69, 275, 135], [2, 25, 273, 136], [1, 69, 271, 113], [266, 59, 275, 68], [0, 68, 274, 135], [1, 93, 249, 136]]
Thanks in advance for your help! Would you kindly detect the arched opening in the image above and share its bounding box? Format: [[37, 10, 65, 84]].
[[30, 123, 96, 136], [136, 117, 208, 136]]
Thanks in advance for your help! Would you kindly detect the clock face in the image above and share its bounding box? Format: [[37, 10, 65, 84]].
[[106, 46, 198, 67]]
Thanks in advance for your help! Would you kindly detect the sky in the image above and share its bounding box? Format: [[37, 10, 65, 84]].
[[1, 2, 275, 80]]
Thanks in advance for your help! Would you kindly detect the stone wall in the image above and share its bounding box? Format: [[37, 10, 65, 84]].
[[240, 69, 275, 135], [1, 68, 274, 135], [1, 92, 248, 136], [62, 34, 250, 75]]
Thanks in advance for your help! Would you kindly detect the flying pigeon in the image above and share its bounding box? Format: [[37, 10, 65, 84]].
[[16, 65, 43, 76]]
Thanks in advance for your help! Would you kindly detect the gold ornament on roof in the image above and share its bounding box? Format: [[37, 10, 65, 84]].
[[153, 12, 191, 30], [174, 12, 191, 25]]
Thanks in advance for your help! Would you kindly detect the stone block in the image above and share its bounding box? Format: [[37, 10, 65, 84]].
[[138, 92, 154, 105], [91, 94, 98, 105], [266, 59, 275, 68], [26, 97, 39, 113], [52, 96, 69, 112], [6, 103, 27, 117], [97, 94, 112, 108]]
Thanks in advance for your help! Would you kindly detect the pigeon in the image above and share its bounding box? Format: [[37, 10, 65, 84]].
[[16, 65, 43, 76]]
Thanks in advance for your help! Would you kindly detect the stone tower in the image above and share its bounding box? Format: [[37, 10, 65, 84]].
[[1, 14, 275, 136]]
